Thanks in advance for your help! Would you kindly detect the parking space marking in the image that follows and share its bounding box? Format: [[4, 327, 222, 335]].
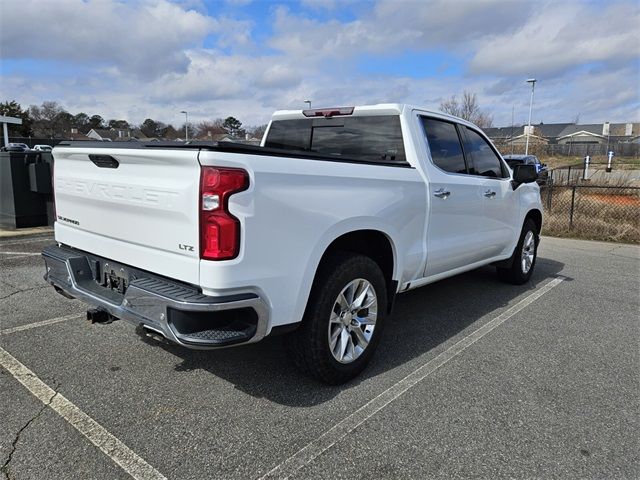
[[260, 276, 565, 480], [0, 251, 41, 256], [0, 313, 84, 336], [0, 347, 167, 480]]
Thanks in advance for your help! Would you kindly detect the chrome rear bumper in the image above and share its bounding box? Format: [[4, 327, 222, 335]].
[[42, 244, 270, 349]]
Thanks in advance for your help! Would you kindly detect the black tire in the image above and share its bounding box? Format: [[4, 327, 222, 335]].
[[285, 252, 387, 385], [497, 219, 539, 285]]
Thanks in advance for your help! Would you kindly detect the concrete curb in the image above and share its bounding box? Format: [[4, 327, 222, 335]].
[[0, 226, 53, 239]]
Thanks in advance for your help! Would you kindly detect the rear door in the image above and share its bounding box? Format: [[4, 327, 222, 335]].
[[52, 145, 202, 284], [420, 117, 488, 277]]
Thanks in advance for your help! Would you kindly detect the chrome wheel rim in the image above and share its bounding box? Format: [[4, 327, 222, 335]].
[[521, 231, 535, 274], [328, 278, 378, 364]]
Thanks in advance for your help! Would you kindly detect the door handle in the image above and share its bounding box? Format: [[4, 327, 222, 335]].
[[434, 188, 451, 199], [484, 189, 496, 198]]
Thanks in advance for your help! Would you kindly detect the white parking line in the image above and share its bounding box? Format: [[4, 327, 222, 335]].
[[0, 251, 41, 256], [0, 347, 167, 480], [260, 276, 565, 480], [0, 313, 84, 336]]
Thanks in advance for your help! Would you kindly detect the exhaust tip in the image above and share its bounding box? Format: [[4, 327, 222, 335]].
[[135, 324, 169, 344], [54, 286, 76, 300]]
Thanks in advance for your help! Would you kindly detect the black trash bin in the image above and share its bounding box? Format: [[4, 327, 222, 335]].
[[0, 151, 54, 229]]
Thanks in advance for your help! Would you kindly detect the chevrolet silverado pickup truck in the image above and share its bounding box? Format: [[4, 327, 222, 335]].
[[42, 104, 542, 384]]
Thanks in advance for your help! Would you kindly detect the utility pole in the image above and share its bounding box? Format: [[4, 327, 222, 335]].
[[510, 105, 515, 154], [180, 110, 189, 141]]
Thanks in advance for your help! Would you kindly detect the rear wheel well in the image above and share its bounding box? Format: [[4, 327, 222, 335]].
[[317, 230, 396, 312]]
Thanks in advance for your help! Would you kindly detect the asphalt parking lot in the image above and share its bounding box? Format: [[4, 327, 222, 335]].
[[1, 234, 638, 479]]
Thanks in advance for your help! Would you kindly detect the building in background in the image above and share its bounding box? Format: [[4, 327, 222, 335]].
[[484, 122, 639, 156]]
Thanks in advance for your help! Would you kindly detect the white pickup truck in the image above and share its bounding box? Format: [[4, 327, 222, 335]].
[[43, 104, 542, 384]]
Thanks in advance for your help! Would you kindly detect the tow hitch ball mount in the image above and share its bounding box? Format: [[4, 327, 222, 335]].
[[86, 307, 114, 324]]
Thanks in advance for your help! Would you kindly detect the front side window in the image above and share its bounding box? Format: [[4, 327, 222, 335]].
[[463, 128, 507, 178], [264, 115, 406, 164], [421, 117, 467, 174]]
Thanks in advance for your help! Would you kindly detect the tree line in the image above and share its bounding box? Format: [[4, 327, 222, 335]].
[[1, 92, 490, 141], [0, 100, 268, 140]]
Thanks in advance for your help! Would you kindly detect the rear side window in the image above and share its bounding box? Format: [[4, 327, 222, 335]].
[[264, 116, 406, 164], [463, 127, 507, 178], [421, 117, 467, 174]]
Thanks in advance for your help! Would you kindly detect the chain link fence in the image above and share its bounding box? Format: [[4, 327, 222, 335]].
[[541, 184, 640, 243], [548, 162, 639, 186], [493, 142, 640, 158]]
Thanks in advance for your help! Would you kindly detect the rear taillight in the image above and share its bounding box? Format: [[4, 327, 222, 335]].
[[199, 166, 249, 260]]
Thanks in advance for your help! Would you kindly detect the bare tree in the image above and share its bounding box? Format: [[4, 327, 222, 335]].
[[29, 101, 66, 136], [247, 124, 268, 140], [439, 95, 461, 117], [194, 119, 227, 139], [439, 91, 493, 128]]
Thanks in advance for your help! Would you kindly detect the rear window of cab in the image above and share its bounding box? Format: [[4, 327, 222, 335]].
[[264, 115, 407, 164]]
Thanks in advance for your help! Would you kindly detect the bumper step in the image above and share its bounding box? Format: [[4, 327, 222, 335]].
[[42, 244, 269, 349]]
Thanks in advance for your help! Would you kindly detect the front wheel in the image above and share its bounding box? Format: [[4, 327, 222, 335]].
[[497, 219, 539, 285], [285, 252, 387, 385]]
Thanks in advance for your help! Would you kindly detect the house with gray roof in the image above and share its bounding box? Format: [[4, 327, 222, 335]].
[[484, 122, 638, 146], [86, 128, 152, 142], [556, 123, 639, 145]]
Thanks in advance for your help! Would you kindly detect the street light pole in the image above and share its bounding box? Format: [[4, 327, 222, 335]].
[[180, 110, 189, 141], [525, 78, 536, 155], [510, 104, 515, 154], [304, 100, 311, 109]]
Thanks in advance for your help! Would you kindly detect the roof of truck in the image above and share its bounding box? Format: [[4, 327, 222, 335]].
[[271, 103, 404, 121], [270, 103, 474, 128]]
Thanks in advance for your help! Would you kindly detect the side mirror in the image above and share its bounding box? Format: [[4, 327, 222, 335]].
[[512, 164, 538, 187]]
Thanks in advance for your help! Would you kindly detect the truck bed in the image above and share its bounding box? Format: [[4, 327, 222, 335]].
[[55, 140, 413, 168]]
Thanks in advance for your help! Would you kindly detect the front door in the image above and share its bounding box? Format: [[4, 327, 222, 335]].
[[461, 126, 518, 257], [420, 116, 488, 277]]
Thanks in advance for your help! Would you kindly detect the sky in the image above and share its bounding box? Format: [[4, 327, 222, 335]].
[[1, 0, 639, 129]]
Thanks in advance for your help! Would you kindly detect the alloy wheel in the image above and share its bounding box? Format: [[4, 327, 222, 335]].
[[328, 278, 378, 364], [521, 230, 535, 274]]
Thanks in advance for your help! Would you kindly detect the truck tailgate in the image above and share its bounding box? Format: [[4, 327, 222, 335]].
[[53, 146, 201, 285]]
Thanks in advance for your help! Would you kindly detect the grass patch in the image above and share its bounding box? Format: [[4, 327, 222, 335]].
[[539, 155, 640, 170], [542, 186, 640, 244]]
